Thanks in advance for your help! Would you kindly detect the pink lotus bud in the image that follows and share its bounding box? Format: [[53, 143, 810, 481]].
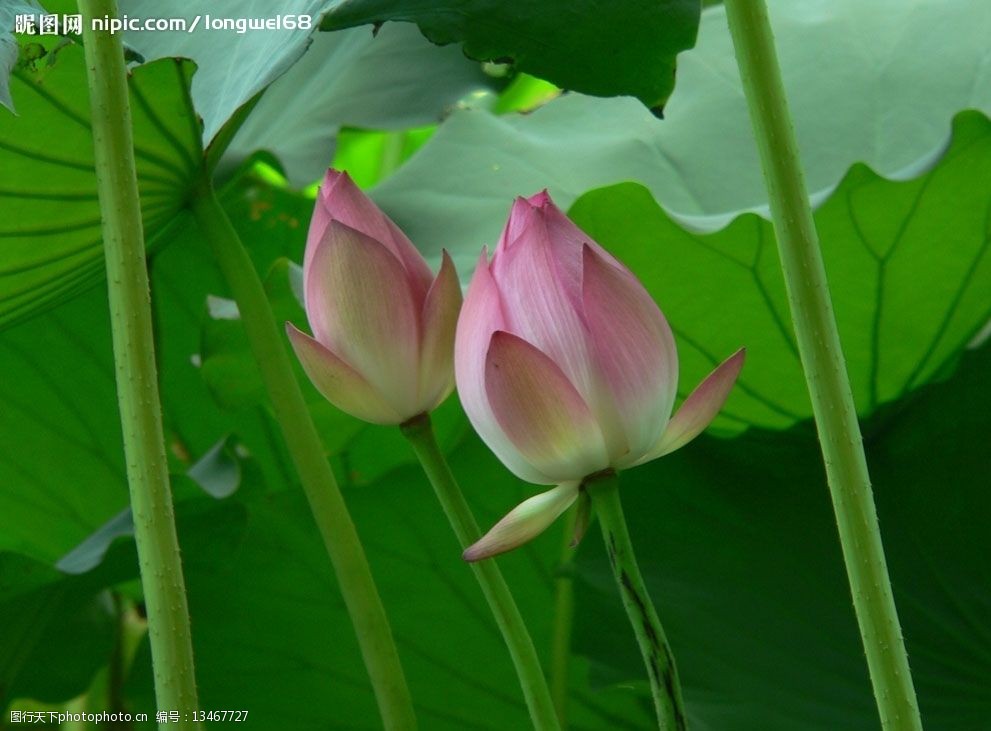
[[287, 170, 462, 425], [456, 191, 744, 560]]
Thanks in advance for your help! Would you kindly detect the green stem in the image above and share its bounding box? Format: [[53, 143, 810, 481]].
[[549, 507, 577, 729], [722, 2, 923, 730], [587, 475, 685, 731], [190, 179, 416, 731], [400, 415, 560, 731], [79, 1, 200, 726]]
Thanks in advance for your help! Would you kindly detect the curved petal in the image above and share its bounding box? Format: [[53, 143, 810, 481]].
[[582, 244, 679, 465], [286, 323, 402, 425], [455, 252, 551, 484], [306, 220, 421, 417], [496, 193, 546, 254], [485, 331, 609, 482], [463, 481, 581, 561], [306, 170, 433, 302], [635, 348, 746, 465], [418, 250, 462, 411], [537, 191, 625, 277], [490, 210, 597, 401]]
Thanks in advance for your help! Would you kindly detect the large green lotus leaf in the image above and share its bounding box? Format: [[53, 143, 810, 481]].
[[119, 432, 651, 729], [368, 0, 991, 261], [0, 281, 131, 561], [0, 181, 288, 562], [221, 22, 497, 187], [321, 0, 700, 112], [0, 44, 201, 331], [0, 284, 233, 564], [120, 0, 334, 143], [1, 7, 496, 326], [571, 341, 991, 730], [568, 112, 991, 434]]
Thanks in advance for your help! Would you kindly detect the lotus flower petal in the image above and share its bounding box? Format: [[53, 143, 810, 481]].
[[636, 348, 746, 465], [485, 331, 609, 482], [581, 244, 679, 466], [463, 481, 581, 561], [305, 170, 433, 302], [305, 220, 421, 417], [286, 323, 402, 425], [490, 208, 596, 401], [456, 252, 552, 484], [536, 190, 625, 274], [418, 250, 462, 410]]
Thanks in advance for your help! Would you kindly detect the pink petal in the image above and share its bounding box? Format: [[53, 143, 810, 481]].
[[636, 348, 746, 464], [581, 244, 679, 466], [496, 194, 545, 254], [463, 481, 581, 561], [502, 191, 625, 285], [418, 250, 462, 411], [305, 170, 433, 302], [286, 323, 403, 425], [455, 252, 551, 485], [540, 192, 624, 263], [489, 210, 597, 403], [305, 220, 421, 418], [485, 331, 609, 482]]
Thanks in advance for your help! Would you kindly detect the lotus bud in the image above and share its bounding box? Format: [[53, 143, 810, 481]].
[[287, 170, 462, 425], [456, 191, 744, 560]]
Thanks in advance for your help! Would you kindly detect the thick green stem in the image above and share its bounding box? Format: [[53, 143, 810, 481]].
[[722, 2, 923, 730], [190, 180, 416, 731], [400, 415, 560, 731], [549, 508, 577, 729], [79, 1, 200, 726], [587, 476, 685, 731]]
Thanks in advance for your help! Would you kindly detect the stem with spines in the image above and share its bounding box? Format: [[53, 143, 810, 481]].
[[79, 0, 200, 725], [723, 2, 923, 729]]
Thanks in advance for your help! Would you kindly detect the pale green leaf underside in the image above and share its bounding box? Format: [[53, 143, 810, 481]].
[[120, 0, 335, 143], [221, 23, 497, 187], [370, 0, 991, 268], [569, 112, 991, 434]]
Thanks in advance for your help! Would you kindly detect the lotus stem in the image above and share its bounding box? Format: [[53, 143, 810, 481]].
[[79, 0, 200, 725], [401, 414, 561, 731], [586, 474, 686, 731], [723, 2, 923, 729]]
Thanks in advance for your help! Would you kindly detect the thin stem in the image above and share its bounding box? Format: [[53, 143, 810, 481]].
[[586, 475, 685, 731], [190, 179, 416, 731], [79, 1, 200, 726], [400, 414, 561, 731], [722, 2, 923, 730], [549, 507, 577, 729]]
